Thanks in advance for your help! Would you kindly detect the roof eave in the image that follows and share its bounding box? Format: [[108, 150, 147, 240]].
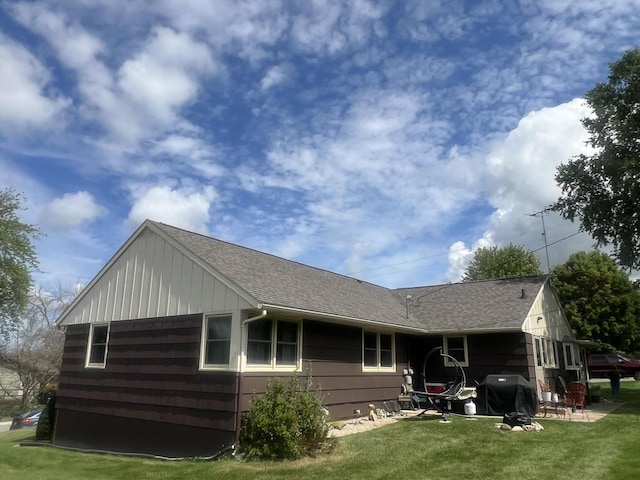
[[259, 303, 428, 334], [426, 326, 524, 335]]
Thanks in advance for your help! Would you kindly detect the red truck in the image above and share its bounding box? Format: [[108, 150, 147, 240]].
[[588, 353, 640, 380]]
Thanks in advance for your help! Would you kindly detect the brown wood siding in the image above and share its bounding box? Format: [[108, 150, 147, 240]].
[[408, 332, 537, 389], [54, 409, 234, 458], [56, 314, 238, 457], [239, 321, 409, 420], [466, 332, 535, 383]]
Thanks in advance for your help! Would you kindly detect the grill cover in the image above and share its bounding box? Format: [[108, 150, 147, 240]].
[[476, 374, 537, 416]]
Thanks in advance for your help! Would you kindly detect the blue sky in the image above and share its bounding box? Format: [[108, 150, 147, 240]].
[[0, 0, 638, 291]]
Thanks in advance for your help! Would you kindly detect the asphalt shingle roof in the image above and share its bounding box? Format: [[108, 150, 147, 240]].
[[154, 222, 420, 329], [394, 276, 548, 332], [154, 221, 546, 333]]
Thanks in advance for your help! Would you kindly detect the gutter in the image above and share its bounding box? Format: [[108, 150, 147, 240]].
[[259, 304, 429, 334], [235, 309, 268, 445]]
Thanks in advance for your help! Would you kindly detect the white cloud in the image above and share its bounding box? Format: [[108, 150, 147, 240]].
[[0, 33, 69, 133], [41, 191, 107, 230], [486, 98, 592, 208], [126, 185, 217, 233], [446, 99, 598, 281], [9, 4, 219, 148], [150, 134, 225, 179], [260, 64, 292, 90], [118, 27, 217, 124], [10, 3, 107, 74]]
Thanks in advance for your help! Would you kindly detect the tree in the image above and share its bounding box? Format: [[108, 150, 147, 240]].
[[462, 244, 542, 282], [0, 285, 77, 408], [0, 188, 40, 337], [555, 48, 640, 271], [551, 251, 640, 355]]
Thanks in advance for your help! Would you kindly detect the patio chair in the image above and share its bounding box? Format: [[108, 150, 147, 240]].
[[565, 381, 588, 421]]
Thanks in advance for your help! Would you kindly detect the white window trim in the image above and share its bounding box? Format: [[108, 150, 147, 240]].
[[543, 338, 559, 368], [535, 337, 543, 367], [199, 313, 233, 371], [443, 335, 469, 367], [243, 318, 302, 372], [563, 342, 581, 369], [85, 323, 110, 369], [362, 331, 396, 372]]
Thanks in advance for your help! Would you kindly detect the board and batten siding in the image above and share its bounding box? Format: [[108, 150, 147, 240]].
[[521, 281, 572, 340], [54, 315, 238, 458], [63, 228, 253, 325]]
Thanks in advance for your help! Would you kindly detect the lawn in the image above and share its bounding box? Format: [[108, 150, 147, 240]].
[[2, 382, 640, 480]]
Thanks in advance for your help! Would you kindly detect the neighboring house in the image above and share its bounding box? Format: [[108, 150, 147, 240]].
[[0, 365, 24, 402], [53, 220, 584, 458]]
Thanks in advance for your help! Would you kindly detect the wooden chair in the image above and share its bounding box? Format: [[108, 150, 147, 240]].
[[565, 381, 588, 420]]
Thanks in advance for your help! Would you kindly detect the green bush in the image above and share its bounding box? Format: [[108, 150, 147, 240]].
[[35, 394, 56, 441], [238, 375, 330, 460], [1, 400, 42, 419]]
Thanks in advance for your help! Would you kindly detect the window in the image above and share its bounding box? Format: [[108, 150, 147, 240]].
[[536, 337, 559, 368], [362, 331, 395, 371], [247, 318, 300, 369], [443, 335, 468, 367], [564, 343, 580, 369], [86, 323, 109, 368], [543, 338, 558, 368], [203, 314, 232, 366], [535, 338, 543, 367], [276, 321, 298, 365], [363, 332, 377, 367]]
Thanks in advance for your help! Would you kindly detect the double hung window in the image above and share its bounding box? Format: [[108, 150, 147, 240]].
[[247, 318, 300, 369], [564, 343, 580, 369], [443, 335, 469, 367], [362, 331, 394, 371]]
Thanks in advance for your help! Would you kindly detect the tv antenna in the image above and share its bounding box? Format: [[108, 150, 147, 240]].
[[529, 206, 553, 274]]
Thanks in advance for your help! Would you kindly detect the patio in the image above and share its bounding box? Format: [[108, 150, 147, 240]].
[[535, 399, 623, 422]]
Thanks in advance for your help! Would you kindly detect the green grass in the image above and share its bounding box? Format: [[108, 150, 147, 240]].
[[3, 382, 640, 480]]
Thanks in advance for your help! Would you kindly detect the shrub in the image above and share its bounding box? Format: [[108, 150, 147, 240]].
[[0, 400, 25, 419], [238, 374, 330, 460], [36, 386, 57, 441]]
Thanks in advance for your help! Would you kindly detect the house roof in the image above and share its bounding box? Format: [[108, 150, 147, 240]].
[[153, 221, 421, 330], [152, 221, 548, 334], [394, 275, 549, 333]]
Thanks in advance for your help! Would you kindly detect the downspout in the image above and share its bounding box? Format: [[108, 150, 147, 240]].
[[241, 309, 267, 326], [235, 309, 268, 445]]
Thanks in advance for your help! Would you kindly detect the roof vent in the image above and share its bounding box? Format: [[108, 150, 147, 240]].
[[520, 288, 526, 299]]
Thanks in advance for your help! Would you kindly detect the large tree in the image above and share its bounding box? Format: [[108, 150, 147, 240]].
[[462, 244, 542, 282], [555, 48, 640, 271], [551, 251, 640, 355], [0, 285, 77, 408], [0, 188, 40, 337]]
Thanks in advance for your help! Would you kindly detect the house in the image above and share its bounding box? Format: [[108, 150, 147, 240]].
[[53, 220, 584, 457], [0, 365, 24, 402]]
